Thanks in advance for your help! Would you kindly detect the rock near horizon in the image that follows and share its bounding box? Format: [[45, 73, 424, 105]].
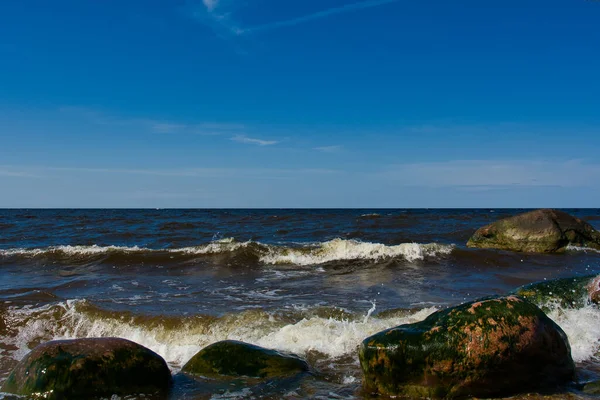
[[467, 209, 600, 253]]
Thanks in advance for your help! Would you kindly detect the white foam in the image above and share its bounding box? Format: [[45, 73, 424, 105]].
[[0, 238, 454, 265], [1, 300, 436, 371], [547, 304, 600, 362], [0, 245, 146, 257], [5, 297, 600, 377], [565, 245, 600, 254], [260, 239, 454, 265], [210, 388, 253, 399], [253, 308, 437, 359], [170, 238, 249, 255]]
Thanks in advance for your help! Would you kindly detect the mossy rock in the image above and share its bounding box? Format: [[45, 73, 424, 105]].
[[512, 275, 600, 310], [467, 209, 600, 253], [182, 340, 309, 380], [583, 380, 600, 395], [1, 337, 171, 399], [359, 296, 575, 398]]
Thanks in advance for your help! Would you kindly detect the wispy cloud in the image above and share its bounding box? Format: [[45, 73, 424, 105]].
[[191, 0, 401, 36], [148, 121, 245, 135], [231, 135, 278, 146], [59, 106, 244, 136], [202, 0, 219, 12], [0, 165, 339, 180], [315, 145, 343, 153], [14, 160, 595, 187], [150, 122, 187, 134], [378, 160, 600, 188], [241, 0, 401, 34], [0, 168, 40, 178], [190, 0, 244, 36]]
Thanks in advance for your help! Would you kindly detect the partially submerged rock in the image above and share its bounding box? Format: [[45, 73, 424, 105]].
[[467, 209, 600, 253], [1, 337, 171, 399], [182, 340, 309, 380], [512, 275, 600, 310], [583, 380, 600, 395], [359, 296, 575, 398]]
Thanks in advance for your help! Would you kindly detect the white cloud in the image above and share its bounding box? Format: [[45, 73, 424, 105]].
[[231, 135, 278, 146], [203, 0, 219, 11], [188, 0, 243, 36]]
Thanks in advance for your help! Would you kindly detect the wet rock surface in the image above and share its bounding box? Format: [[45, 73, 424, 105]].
[[467, 209, 600, 253], [583, 380, 600, 395], [182, 340, 310, 380], [1, 337, 171, 399], [359, 296, 576, 398], [512, 275, 600, 310]]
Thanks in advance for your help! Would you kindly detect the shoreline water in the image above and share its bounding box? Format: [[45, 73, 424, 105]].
[[1, 209, 599, 398]]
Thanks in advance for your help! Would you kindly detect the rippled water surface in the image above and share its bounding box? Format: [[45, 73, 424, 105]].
[[1, 209, 599, 399]]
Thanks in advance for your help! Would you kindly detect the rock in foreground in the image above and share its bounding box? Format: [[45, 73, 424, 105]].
[[359, 296, 575, 398], [1, 337, 171, 399], [513, 275, 600, 310], [182, 340, 309, 380], [467, 209, 600, 253]]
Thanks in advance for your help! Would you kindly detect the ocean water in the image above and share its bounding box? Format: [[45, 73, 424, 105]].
[[0, 208, 599, 399]]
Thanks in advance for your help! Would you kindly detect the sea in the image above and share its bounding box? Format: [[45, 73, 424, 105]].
[[0, 209, 599, 399]]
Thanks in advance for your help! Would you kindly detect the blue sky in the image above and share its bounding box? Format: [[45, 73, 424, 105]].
[[1, 0, 599, 207]]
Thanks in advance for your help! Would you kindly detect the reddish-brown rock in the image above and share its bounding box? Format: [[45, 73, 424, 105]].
[[359, 296, 575, 398]]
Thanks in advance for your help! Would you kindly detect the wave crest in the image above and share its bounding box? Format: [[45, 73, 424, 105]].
[[259, 239, 453, 265], [0, 239, 454, 266], [0, 300, 437, 369]]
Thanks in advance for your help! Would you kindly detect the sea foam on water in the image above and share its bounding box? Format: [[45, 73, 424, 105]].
[[0, 238, 455, 265], [548, 304, 600, 362], [2, 297, 599, 373], [1, 299, 436, 370]]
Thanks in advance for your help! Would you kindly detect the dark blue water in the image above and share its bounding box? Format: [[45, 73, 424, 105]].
[[1, 209, 599, 399]]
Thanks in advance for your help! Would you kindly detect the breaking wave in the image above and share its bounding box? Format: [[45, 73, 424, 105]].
[[0, 238, 455, 266], [0, 300, 437, 370], [1, 297, 598, 372], [566, 245, 600, 254]]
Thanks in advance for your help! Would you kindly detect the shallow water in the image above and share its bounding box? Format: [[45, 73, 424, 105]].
[[0, 209, 599, 399]]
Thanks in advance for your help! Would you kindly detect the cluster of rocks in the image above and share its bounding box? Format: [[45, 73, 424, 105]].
[[2, 209, 600, 399], [0, 338, 310, 399]]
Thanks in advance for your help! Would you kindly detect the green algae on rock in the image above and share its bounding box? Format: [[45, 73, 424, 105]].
[[583, 380, 600, 395], [512, 275, 600, 310], [182, 340, 309, 380], [359, 296, 575, 399], [467, 209, 600, 253], [1, 337, 172, 399]]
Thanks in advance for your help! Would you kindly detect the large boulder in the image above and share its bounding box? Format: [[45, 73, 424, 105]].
[[359, 296, 575, 398], [467, 209, 600, 253], [512, 275, 600, 310], [1, 337, 171, 399], [182, 340, 309, 380]]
